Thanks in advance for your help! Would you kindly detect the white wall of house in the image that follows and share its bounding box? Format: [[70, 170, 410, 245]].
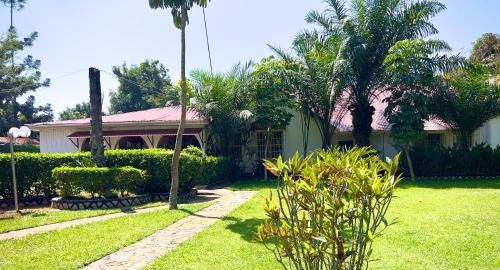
[[474, 116, 500, 147], [39, 127, 79, 153], [282, 110, 323, 159]]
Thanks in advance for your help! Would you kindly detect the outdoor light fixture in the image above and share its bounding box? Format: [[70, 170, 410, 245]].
[[7, 126, 31, 212]]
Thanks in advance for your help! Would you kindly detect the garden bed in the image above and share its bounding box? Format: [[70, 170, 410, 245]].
[[0, 195, 53, 210], [51, 189, 198, 210]]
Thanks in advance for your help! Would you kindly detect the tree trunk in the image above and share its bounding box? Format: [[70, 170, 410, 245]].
[[263, 127, 271, 181], [351, 101, 375, 146], [457, 131, 471, 150], [404, 147, 415, 181], [300, 110, 311, 158], [169, 7, 188, 210], [89, 67, 105, 167]]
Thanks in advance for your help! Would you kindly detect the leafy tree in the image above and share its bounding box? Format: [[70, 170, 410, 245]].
[[148, 0, 211, 210], [430, 63, 500, 149], [307, 0, 447, 146], [271, 30, 346, 150], [191, 62, 253, 160], [470, 33, 499, 69], [109, 59, 172, 114], [251, 57, 294, 179], [0, 29, 50, 133], [383, 39, 462, 179], [59, 102, 91, 120]]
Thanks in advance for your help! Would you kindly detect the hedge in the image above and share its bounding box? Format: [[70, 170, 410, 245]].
[[0, 148, 232, 199], [52, 166, 148, 198], [0, 143, 40, 153], [401, 144, 500, 177]]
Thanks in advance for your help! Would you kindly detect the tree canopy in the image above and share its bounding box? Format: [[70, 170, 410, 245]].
[[59, 102, 91, 120], [109, 59, 173, 114]]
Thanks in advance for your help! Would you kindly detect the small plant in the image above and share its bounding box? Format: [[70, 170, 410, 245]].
[[257, 147, 401, 270]]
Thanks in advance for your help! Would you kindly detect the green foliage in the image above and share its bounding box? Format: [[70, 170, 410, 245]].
[[306, 0, 447, 146], [0, 29, 51, 133], [109, 59, 173, 114], [258, 147, 401, 270], [191, 63, 253, 159], [52, 166, 148, 198], [402, 143, 500, 177], [181, 145, 205, 157], [271, 31, 345, 148], [148, 0, 210, 28], [470, 33, 499, 70], [0, 142, 39, 153], [0, 149, 232, 199], [59, 102, 91, 120], [430, 63, 500, 149]]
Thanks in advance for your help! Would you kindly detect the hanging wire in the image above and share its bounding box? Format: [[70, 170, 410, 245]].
[[202, 7, 213, 73]]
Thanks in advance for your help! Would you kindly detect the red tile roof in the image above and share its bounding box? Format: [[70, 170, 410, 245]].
[[336, 92, 449, 132], [0, 137, 40, 145], [29, 106, 205, 128]]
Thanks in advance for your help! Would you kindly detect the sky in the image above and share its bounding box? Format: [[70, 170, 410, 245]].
[[1, 0, 499, 118]]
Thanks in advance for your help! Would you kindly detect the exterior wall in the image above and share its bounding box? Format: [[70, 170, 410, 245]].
[[474, 116, 500, 147], [282, 111, 323, 159], [39, 127, 80, 153]]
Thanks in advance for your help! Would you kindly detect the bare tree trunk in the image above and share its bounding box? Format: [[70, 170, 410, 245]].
[[263, 127, 271, 181], [404, 148, 415, 181], [169, 7, 188, 210], [89, 67, 105, 167], [300, 110, 311, 158]]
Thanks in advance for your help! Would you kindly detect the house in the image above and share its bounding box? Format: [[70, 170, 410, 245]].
[[27, 96, 500, 165]]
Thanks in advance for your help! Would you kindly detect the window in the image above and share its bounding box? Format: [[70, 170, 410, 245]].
[[425, 134, 442, 147], [256, 131, 283, 159]]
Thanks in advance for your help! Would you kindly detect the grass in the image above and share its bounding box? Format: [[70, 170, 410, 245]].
[[0, 201, 212, 270], [0, 201, 167, 233], [145, 177, 500, 270]]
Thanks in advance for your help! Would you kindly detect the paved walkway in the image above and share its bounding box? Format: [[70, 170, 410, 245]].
[[81, 190, 257, 270], [0, 189, 231, 241]]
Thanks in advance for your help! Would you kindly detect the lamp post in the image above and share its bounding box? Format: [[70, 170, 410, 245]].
[[7, 126, 31, 212]]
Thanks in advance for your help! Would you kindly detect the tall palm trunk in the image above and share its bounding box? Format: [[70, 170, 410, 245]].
[[169, 6, 187, 210], [351, 100, 375, 146]]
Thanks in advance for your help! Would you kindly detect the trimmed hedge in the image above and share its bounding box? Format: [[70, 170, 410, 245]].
[[402, 144, 500, 177], [52, 166, 148, 198], [0, 148, 232, 199], [0, 143, 40, 153]]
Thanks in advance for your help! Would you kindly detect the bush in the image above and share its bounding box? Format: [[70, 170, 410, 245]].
[[181, 146, 205, 157], [0, 143, 40, 153], [52, 166, 148, 198], [258, 147, 401, 270], [402, 143, 500, 177], [0, 149, 232, 199]]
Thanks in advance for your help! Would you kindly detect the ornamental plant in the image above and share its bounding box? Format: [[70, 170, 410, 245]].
[[258, 147, 401, 270]]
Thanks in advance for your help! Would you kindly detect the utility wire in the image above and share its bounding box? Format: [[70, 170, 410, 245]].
[[202, 7, 213, 73]]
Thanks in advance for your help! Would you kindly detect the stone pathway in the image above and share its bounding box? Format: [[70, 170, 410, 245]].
[[0, 189, 231, 241], [81, 190, 257, 270]]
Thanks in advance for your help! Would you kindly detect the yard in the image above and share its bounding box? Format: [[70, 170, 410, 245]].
[[0, 177, 498, 269]]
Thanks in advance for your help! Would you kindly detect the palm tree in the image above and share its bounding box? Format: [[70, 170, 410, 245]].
[[191, 62, 254, 160], [271, 30, 347, 150], [148, 0, 210, 210], [307, 0, 447, 146]]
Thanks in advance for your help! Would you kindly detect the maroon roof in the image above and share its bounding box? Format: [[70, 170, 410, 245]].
[[0, 137, 40, 145], [66, 128, 203, 138], [29, 106, 204, 128], [336, 92, 449, 132]]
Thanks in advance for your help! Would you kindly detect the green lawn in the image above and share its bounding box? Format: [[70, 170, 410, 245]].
[[146, 178, 500, 270], [0, 201, 167, 233], [0, 201, 211, 270]]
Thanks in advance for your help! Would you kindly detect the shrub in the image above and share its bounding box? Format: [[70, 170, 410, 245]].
[[402, 143, 500, 177], [258, 147, 401, 270], [181, 146, 205, 157], [0, 143, 40, 153], [0, 149, 232, 199], [52, 166, 148, 198]]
